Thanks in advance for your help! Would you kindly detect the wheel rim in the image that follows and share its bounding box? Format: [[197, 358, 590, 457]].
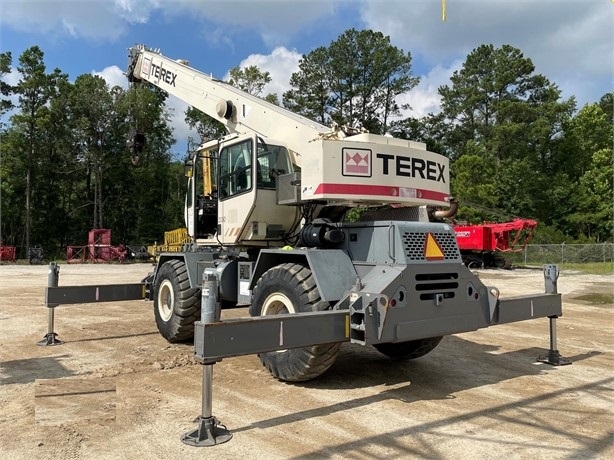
[[157, 279, 174, 322], [261, 293, 296, 316], [261, 293, 296, 353]]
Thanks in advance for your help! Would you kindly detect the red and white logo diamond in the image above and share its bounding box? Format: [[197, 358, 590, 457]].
[[342, 148, 371, 177]]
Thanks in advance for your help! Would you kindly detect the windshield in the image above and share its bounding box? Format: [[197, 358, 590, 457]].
[[256, 142, 291, 189], [218, 139, 292, 198]]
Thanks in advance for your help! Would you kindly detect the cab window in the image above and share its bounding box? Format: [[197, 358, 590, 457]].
[[219, 139, 253, 198], [256, 142, 291, 189]]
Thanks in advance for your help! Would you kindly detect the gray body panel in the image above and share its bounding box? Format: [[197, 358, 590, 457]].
[[154, 220, 562, 361]]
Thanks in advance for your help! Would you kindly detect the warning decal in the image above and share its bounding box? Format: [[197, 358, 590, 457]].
[[424, 232, 445, 261]]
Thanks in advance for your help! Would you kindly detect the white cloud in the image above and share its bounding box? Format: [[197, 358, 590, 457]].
[[113, 0, 153, 24], [228, 46, 302, 100], [0, 0, 338, 45], [161, 0, 339, 47], [397, 60, 463, 119], [165, 95, 197, 157], [0, 0, 135, 41], [359, 0, 613, 107], [92, 65, 128, 90]]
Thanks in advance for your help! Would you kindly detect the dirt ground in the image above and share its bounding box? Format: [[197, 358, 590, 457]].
[[0, 262, 612, 459]]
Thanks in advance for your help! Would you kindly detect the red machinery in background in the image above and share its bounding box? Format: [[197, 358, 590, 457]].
[[66, 229, 127, 263], [454, 218, 537, 268], [0, 245, 17, 262]]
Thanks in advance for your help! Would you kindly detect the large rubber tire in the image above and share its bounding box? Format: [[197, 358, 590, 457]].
[[373, 336, 444, 360], [153, 259, 200, 342], [249, 262, 341, 382]]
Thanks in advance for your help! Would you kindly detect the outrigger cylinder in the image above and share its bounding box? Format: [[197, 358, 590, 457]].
[[181, 271, 232, 447]]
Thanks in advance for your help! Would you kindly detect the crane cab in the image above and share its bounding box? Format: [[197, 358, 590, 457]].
[[185, 133, 300, 247]]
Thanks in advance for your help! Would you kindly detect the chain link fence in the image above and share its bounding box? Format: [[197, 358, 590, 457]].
[[506, 243, 614, 265]]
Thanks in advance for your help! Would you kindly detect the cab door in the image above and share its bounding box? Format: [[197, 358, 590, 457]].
[[185, 147, 220, 240], [217, 135, 258, 245]]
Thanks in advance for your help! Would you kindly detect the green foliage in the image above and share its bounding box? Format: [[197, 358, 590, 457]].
[[283, 46, 331, 124], [284, 29, 418, 133], [0, 51, 13, 119], [1, 45, 182, 256], [228, 65, 271, 97], [434, 43, 611, 241], [558, 262, 614, 276], [530, 224, 568, 244], [388, 113, 448, 155], [598, 92, 613, 122], [450, 149, 500, 222], [566, 148, 614, 242], [2, 35, 612, 260], [184, 105, 226, 144]]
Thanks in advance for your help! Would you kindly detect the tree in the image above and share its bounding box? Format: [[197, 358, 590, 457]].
[[0, 51, 13, 122], [9, 46, 62, 254], [389, 113, 447, 155], [228, 65, 271, 97], [70, 74, 116, 229], [32, 72, 76, 254], [435, 44, 576, 225], [284, 29, 418, 133], [450, 147, 500, 223], [184, 105, 226, 145], [114, 83, 179, 242], [438, 44, 574, 162], [598, 92, 613, 122], [560, 102, 614, 240], [283, 46, 332, 124]]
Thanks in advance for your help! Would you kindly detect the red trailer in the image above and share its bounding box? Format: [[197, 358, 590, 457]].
[[454, 218, 537, 268]]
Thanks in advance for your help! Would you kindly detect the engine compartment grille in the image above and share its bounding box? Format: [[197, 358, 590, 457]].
[[415, 272, 459, 301], [402, 231, 461, 262]]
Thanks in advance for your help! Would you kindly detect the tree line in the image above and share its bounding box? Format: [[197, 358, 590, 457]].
[[1, 29, 612, 259]]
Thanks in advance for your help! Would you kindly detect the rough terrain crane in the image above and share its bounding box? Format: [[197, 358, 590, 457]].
[[121, 44, 564, 384]]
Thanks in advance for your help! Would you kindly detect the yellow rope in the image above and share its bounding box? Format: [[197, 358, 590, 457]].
[[442, 0, 447, 21]]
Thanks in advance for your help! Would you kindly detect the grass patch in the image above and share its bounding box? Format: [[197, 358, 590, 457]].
[[573, 293, 614, 305], [514, 262, 614, 275], [558, 262, 614, 275]]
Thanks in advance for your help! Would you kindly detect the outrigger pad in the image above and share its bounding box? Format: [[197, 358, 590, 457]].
[[37, 332, 63, 347], [181, 416, 232, 447], [538, 350, 572, 366]]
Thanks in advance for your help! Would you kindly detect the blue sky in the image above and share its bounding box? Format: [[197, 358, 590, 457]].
[[1, 0, 612, 157]]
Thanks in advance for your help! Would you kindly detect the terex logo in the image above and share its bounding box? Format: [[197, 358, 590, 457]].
[[150, 63, 177, 87], [376, 153, 446, 183], [342, 148, 371, 177]]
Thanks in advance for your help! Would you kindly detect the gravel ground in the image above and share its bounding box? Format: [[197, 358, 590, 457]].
[[0, 262, 612, 459]]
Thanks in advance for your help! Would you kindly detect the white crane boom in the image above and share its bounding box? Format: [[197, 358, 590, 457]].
[[127, 44, 451, 212], [127, 44, 334, 167]]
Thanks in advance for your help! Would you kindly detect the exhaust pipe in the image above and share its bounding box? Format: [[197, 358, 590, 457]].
[[431, 197, 459, 220]]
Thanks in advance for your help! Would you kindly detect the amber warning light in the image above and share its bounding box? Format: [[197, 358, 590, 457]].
[[424, 233, 445, 261]]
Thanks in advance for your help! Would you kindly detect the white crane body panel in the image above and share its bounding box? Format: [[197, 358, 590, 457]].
[[127, 45, 450, 209], [302, 137, 448, 206]]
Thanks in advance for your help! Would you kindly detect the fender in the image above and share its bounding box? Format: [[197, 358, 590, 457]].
[[250, 248, 357, 302]]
